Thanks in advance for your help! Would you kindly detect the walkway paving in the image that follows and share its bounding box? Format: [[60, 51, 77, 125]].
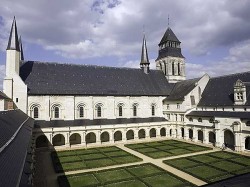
[[117, 144, 216, 186], [34, 140, 240, 187]]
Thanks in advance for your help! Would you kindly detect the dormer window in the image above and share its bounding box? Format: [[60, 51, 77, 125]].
[[234, 79, 247, 105]]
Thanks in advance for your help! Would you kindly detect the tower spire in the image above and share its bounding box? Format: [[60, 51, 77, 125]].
[[140, 32, 150, 74], [168, 14, 170, 27], [19, 36, 24, 60], [7, 16, 20, 51]]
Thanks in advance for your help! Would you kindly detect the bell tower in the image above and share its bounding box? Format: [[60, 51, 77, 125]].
[[155, 27, 185, 83]]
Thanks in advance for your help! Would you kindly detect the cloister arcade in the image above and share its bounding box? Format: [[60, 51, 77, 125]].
[[34, 123, 245, 151]]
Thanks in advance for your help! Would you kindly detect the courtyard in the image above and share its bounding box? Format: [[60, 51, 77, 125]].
[[34, 139, 250, 187]]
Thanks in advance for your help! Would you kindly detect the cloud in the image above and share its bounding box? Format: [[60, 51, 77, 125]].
[[186, 40, 250, 78], [0, 0, 250, 60]]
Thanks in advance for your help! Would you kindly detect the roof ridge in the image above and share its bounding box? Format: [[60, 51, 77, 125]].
[[211, 71, 250, 79], [24, 60, 162, 71]]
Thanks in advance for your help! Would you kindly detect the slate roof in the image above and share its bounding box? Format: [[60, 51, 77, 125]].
[[159, 27, 180, 45], [20, 61, 175, 96], [186, 111, 250, 120], [7, 17, 20, 51], [202, 172, 250, 187], [198, 71, 250, 107], [0, 91, 10, 100], [34, 117, 167, 128], [165, 78, 200, 101], [0, 110, 34, 187], [156, 47, 184, 60]]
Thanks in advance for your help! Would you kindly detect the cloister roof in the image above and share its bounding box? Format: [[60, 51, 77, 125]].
[[20, 61, 175, 96], [0, 109, 34, 187], [198, 71, 250, 107]]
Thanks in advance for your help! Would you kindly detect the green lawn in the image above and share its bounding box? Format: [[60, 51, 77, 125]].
[[58, 163, 195, 187], [51, 146, 142, 173], [125, 140, 212, 159], [164, 151, 250, 183]]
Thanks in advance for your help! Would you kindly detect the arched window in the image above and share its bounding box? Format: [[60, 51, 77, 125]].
[[34, 107, 39, 119], [133, 104, 138, 117], [97, 106, 102, 117], [79, 106, 84, 118], [54, 107, 59, 118], [198, 118, 202, 122], [151, 105, 155, 116], [119, 105, 123, 117], [189, 117, 193, 122]]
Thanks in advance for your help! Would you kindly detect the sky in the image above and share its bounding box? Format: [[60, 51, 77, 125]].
[[1, 0, 250, 90]]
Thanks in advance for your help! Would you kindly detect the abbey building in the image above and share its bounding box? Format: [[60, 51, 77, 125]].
[[2, 17, 250, 153]]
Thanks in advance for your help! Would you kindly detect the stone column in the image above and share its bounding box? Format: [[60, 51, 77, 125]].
[[122, 129, 127, 143], [203, 128, 209, 144], [192, 127, 198, 142], [166, 125, 170, 137], [145, 128, 150, 139], [215, 129, 221, 147], [234, 132, 242, 152], [81, 131, 86, 147], [184, 126, 189, 140], [96, 130, 101, 145], [65, 132, 69, 147], [110, 130, 114, 144], [134, 128, 139, 140], [176, 126, 181, 139], [156, 127, 161, 138]]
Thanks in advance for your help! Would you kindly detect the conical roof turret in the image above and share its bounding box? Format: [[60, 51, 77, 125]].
[[7, 17, 20, 51]]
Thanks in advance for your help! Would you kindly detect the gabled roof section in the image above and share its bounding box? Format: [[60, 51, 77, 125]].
[[6, 17, 20, 51], [0, 109, 34, 187], [20, 61, 175, 96], [165, 78, 200, 101], [198, 71, 250, 106], [159, 27, 180, 46], [0, 91, 10, 100], [186, 111, 250, 120]]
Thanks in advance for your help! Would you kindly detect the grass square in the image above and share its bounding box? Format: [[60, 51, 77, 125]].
[[144, 142, 164, 147], [85, 158, 116, 168], [185, 165, 227, 180], [127, 164, 162, 177], [142, 173, 185, 187], [111, 155, 142, 164], [67, 174, 99, 187], [210, 160, 246, 172], [56, 151, 76, 157], [126, 143, 147, 149], [58, 155, 82, 163], [157, 145, 177, 150], [209, 173, 235, 183], [61, 161, 87, 171], [146, 151, 172, 159], [74, 148, 99, 155], [164, 158, 200, 169], [136, 147, 158, 153], [104, 180, 147, 187], [161, 140, 178, 145], [185, 146, 210, 152], [105, 150, 130, 157], [168, 148, 192, 155], [79, 153, 106, 160], [95, 169, 133, 183], [189, 155, 221, 163], [98, 146, 121, 152], [230, 157, 250, 166], [233, 167, 250, 175], [209, 152, 237, 159]]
